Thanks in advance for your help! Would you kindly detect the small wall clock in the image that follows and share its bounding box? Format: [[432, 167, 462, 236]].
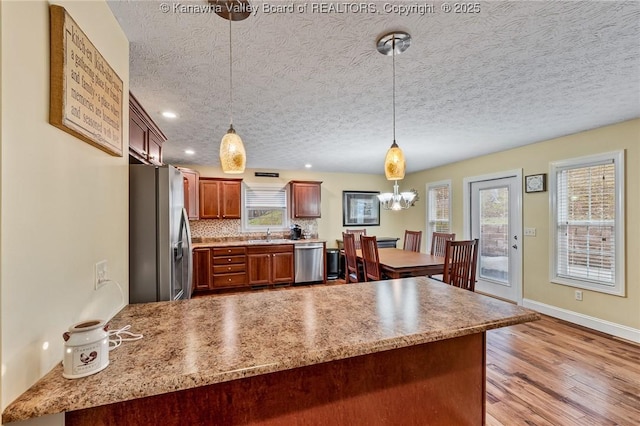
[[525, 174, 546, 193]]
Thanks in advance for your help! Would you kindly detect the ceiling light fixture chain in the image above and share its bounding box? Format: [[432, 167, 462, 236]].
[[376, 31, 416, 210], [228, 18, 234, 126]]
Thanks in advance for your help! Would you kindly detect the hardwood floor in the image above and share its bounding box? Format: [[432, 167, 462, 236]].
[[486, 315, 640, 425]]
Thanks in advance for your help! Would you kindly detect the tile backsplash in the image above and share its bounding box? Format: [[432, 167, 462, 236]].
[[189, 219, 318, 240]]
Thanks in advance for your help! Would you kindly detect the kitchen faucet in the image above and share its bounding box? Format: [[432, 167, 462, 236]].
[[266, 228, 271, 242]]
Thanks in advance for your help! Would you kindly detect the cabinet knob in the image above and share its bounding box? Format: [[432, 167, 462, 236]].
[[228, 258, 232, 262], [227, 249, 232, 253], [228, 278, 232, 282]]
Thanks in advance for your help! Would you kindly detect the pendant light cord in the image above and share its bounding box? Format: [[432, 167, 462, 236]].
[[392, 36, 396, 142], [229, 18, 234, 126]]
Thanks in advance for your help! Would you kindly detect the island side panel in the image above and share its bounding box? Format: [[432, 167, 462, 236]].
[[66, 333, 485, 425]]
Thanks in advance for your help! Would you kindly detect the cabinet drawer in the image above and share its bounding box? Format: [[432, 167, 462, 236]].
[[213, 264, 246, 274], [212, 247, 246, 257], [213, 273, 246, 287], [247, 244, 294, 255], [212, 255, 246, 265]]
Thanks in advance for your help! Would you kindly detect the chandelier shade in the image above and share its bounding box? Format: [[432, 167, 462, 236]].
[[384, 140, 406, 180], [377, 181, 416, 211], [220, 125, 246, 173]]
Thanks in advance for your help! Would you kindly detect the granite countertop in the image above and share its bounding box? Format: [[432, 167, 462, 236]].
[[2, 277, 539, 423], [192, 238, 326, 249]]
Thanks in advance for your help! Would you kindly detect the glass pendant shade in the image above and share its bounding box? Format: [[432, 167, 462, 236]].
[[384, 140, 406, 180], [377, 181, 416, 210], [219, 125, 246, 173]]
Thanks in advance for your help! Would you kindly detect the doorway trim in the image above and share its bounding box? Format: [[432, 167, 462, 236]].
[[463, 169, 523, 305]]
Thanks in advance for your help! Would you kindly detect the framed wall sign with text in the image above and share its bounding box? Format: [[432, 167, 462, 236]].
[[525, 174, 547, 193]]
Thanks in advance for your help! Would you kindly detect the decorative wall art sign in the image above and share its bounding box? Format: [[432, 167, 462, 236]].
[[525, 174, 547, 193], [49, 5, 124, 156]]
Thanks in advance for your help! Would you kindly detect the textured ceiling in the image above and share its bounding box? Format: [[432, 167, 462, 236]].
[[108, 0, 640, 175]]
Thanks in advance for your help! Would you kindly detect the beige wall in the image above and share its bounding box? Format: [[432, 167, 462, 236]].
[[402, 119, 640, 330], [181, 165, 416, 249], [0, 1, 129, 424]]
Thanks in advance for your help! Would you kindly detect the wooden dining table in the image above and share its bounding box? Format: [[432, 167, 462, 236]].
[[355, 248, 446, 279]]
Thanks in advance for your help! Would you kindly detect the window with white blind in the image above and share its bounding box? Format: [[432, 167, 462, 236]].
[[550, 151, 625, 296], [242, 184, 289, 232], [426, 180, 452, 251]]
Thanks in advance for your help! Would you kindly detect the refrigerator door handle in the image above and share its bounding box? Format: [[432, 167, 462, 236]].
[[180, 207, 193, 299]]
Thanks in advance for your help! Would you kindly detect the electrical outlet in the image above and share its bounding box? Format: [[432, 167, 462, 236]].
[[575, 290, 583, 301], [524, 227, 537, 237], [95, 260, 108, 290]]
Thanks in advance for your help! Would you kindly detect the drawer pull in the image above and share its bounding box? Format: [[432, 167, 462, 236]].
[[228, 258, 232, 262], [228, 278, 232, 282]]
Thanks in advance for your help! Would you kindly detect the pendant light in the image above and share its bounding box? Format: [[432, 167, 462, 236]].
[[376, 31, 416, 210], [217, 4, 247, 173]]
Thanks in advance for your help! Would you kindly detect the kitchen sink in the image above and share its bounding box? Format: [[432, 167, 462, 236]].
[[246, 239, 291, 244]]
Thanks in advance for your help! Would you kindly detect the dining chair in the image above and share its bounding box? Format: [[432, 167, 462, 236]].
[[342, 232, 360, 283], [360, 235, 383, 281], [345, 228, 366, 250], [403, 230, 422, 252], [430, 232, 456, 257], [442, 239, 479, 292]]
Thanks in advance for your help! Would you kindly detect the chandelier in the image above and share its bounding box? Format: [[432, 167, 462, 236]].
[[376, 31, 415, 210], [216, 1, 249, 173]]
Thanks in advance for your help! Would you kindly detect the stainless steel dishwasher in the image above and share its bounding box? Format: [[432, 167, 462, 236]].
[[294, 242, 324, 283]]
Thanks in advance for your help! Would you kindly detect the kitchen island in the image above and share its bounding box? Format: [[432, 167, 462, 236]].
[[2, 277, 539, 425]]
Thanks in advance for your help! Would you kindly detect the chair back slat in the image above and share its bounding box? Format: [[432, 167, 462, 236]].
[[342, 232, 360, 283], [346, 229, 366, 249], [431, 232, 456, 257], [403, 230, 422, 252], [442, 239, 479, 292], [360, 235, 382, 281]]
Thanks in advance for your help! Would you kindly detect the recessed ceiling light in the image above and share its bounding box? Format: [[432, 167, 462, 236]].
[[185, 149, 195, 155], [305, 164, 312, 168], [162, 111, 177, 119]]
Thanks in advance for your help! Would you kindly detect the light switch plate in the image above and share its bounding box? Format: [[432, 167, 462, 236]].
[[524, 227, 536, 237]]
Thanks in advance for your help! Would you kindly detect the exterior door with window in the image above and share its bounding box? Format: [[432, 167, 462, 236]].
[[468, 174, 522, 302]]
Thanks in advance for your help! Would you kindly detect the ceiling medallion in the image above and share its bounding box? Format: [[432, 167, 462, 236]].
[[208, 0, 252, 21]]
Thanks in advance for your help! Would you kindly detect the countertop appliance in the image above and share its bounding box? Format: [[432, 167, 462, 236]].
[[129, 165, 192, 303], [290, 224, 302, 240], [294, 242, 324, 283]]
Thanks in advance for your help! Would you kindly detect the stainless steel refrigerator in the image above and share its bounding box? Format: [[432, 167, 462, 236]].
[[129, 164, 192, 303]]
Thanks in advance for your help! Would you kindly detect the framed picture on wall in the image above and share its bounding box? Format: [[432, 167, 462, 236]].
[[525, 174, 547, 193], [342, 191, 380, 226]]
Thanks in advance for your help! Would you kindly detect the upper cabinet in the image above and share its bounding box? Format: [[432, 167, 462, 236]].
[[129, 92, 166, 165], [289, 181, 322, 218], [199, 178, 242, 219], [179, 167, 200, 220]]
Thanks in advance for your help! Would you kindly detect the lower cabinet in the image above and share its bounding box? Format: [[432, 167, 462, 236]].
[[247, 245, 295, 286], [192, 244, 294, 293], [192, 248, 211, 292], [211, 247, 247, 289]]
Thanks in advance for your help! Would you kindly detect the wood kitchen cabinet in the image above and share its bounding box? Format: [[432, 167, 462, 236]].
[[192, 248, 211, 292], [247, 245, 294, 286], [199, 178, 242, 219], [289, 181, 322, 218], [129, 93, 166, 165], [211, 246, 247, 289], [179, 167, 199, 220]]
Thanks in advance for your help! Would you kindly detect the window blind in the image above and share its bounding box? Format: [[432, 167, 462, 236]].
[[556, 160, 615, 285], [245, 187, 287, 208], [428, 185, 450, 233]]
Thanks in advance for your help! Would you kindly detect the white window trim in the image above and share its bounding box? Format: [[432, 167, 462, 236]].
[[549, 150, 625, 296], [241, 182, 290, 232], [425, 179, 452, 252]]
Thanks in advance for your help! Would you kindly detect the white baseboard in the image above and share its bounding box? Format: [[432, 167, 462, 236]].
[[522, 299, 640, 344]]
